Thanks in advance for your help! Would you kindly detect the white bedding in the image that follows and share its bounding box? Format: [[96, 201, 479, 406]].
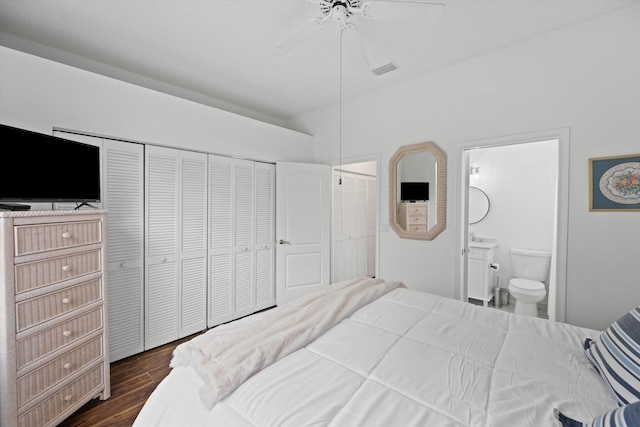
[[134, 284, 617, 427]]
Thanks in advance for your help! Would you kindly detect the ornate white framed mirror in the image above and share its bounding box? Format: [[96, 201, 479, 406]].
[[389, 141, 447, 240]]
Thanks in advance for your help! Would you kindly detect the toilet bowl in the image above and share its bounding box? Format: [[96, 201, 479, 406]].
[[508, 248, 551, 317], [509, 278, 546, 316]]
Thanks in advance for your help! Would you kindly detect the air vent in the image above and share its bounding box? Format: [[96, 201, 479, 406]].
[[371, 62, 398, 76]]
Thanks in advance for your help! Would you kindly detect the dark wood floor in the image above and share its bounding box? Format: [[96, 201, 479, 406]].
[[59, 333, 202, 427]]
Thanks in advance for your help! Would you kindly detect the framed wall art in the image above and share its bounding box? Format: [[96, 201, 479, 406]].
[[589, 153, 640, 211]]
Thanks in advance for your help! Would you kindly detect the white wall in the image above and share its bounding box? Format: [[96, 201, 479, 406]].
[[0, 47, 314, 163], [290, 6, 640, 330], [468, 140, 558, 287]]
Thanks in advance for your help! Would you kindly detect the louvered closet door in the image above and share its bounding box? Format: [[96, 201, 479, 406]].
[[342, 173, 358, 280], [366, 175, 377, 278], [255, 162, 275, 310], [233, 159, 255, 318], [179, 151, 208, 337], [331, 171, 346, 283], [102, 139, 144, 362], [208, 154, 233, 327], [145, 145, 179, 350], [331, 171, 376, 282], [355, 175, 368, 277]]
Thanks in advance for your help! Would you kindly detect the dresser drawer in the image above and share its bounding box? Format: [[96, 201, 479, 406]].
[[406, 224, 427, 233], [16, 279, 102, 332], [17, 336, 103, 407], [18, 364, 103, 427], [14, 250, 101, 294], [405, 205, 427, 215], [14, 220, 102, 256], [17, 307, 103, 370], [406, 214, 427, 225]]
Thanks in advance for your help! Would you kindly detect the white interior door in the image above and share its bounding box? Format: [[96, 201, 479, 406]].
[[276, 162, 331, 305]]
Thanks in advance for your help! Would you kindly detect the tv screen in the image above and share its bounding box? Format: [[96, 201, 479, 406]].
[[0, 124, 101, 203], [401, 182, 429, 202]]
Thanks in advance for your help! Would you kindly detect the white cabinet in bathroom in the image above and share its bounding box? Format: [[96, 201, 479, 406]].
[[467, 243, 497, 307]]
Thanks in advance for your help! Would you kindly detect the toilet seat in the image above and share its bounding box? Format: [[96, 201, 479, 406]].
[[509, 278, 545, 296]]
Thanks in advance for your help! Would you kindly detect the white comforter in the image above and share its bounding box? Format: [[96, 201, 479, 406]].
[[134, 283, 617, 427], [169, 277, 404, 409]]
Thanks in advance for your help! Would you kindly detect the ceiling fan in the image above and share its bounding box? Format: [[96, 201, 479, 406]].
[[272, 0, 445, 71]]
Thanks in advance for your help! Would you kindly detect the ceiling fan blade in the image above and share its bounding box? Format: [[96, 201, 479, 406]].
[[341, 24, 371, 71], [272, 18, 325, 56], [361, 1, 445, 24]]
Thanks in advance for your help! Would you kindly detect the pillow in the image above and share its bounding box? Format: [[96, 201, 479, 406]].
[[558, 401, 640, 427], [584, 306, 640, 406]]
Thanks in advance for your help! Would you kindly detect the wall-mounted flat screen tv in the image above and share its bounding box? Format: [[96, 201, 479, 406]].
[[0, 124, 101, 204], [400, 182, 429, 202]]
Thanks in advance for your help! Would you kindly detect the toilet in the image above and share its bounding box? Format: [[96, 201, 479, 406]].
[[508, 248, 552, 317]]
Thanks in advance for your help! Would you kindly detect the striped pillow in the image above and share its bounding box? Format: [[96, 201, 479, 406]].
[[558, 401, 640, 427], [584, 306, 640, 406]]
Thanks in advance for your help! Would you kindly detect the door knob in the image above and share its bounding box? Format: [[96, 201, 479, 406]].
[[278, 239, 290, 245]]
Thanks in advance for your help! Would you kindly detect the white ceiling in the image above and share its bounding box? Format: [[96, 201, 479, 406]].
[[0, 0, 637, 126]]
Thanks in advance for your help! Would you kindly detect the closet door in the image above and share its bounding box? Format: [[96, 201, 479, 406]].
[[354, 174, 368, 278], [331, 171, 377, 282], [331, 171, 346, 283], [366, 175, 377, 278], [208, 154, 234, 327], [102, 140, 144, 362], [145, 145, 179, 350], [255, 162, 275, 310], [342, 172, 358, 280], [179, 151, 208, 337], [53, 132, 145, 361], [233, 159, 255, 318]]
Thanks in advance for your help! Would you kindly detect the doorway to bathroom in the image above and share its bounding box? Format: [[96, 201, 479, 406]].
[[455, 129, 570, 322]]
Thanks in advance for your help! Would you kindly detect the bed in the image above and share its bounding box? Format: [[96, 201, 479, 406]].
[[133, 277, 639, 427]]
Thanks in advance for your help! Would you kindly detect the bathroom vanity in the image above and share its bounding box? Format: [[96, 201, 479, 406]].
[[467, 241, 497, 307]]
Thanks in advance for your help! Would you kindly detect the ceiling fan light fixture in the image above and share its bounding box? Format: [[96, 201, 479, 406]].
[[371, 62, 398, 76]]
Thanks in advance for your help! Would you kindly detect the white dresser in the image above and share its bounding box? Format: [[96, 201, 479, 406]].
[[397, 202, 428, 233], [0, 210, 110, 427]]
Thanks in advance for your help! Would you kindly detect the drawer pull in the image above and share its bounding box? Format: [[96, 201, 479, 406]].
[[62, 297, 71, 304], [63, 362, 72, 370], [63, 394, 73, 402], [161, 257, 167, 263], [62, 232, 72, 239], [62, 265, 71, 272], [63, 330, 72, 337], [120, 262, 128, 268]]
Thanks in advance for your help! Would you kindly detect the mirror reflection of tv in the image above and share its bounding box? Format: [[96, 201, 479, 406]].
[[401, 182, 429, 202], [0, 124, 101, 204]]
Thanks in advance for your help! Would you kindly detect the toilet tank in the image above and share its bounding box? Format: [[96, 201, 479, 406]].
[[511, 248, 552, 282]]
